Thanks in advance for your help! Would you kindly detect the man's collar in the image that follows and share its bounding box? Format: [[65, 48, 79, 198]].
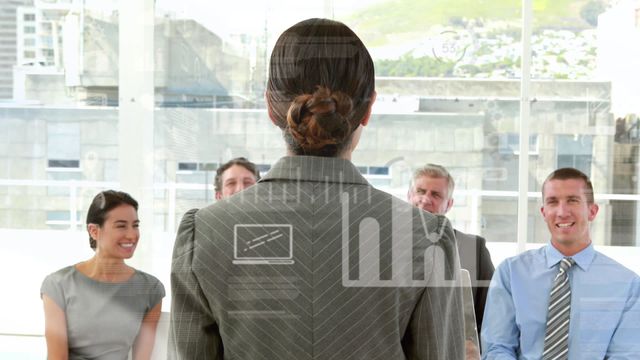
[[260, 156, 369, 185], [545, 242, 595, 271]]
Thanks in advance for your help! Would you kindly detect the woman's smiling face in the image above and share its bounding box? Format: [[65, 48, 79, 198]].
[[89, 204, 140, 260]]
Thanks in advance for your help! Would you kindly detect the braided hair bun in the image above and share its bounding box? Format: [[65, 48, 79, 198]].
[[266, 18, 375, 157], [285, 87, 353, 156]]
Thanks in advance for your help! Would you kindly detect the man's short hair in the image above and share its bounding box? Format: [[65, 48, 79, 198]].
[[542, 167, 594, 204], [214, 157, 261, 193], [411, 163, 455, 198]]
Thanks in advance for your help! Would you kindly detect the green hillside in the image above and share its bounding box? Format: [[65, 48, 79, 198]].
[[346, 0, 594, 46]]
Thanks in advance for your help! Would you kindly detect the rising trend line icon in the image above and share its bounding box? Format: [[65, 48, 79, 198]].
[[244, 230, 284, 251]]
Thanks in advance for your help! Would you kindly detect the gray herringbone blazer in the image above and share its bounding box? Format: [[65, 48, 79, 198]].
[[169, 156, 465, 359]]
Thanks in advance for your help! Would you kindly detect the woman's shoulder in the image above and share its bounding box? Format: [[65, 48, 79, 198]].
[[132, 269, 165, 289], [41, 265, 77, 308], [43, 265, 76, 283], [131, 268, 160, 284], [173, 208, 199, 256], [131, 269, 166, 301]]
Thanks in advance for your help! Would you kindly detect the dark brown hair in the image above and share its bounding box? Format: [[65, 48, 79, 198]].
[[266, 18, 375, 157], [542, 167, 594, 204], [86, 190, 138, 250], [214, 157, 261, 193]]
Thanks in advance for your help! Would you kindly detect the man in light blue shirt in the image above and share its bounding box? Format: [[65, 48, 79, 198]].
[[481, 168, 640, 359]]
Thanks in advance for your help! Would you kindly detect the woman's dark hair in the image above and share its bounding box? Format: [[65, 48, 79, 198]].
[[266, 18, 375, 157], [214, 157, 261, 193], [86, 190, 138, 250]]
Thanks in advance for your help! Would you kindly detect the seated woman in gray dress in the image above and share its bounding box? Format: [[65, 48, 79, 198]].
[[41, 190, 165, 360]]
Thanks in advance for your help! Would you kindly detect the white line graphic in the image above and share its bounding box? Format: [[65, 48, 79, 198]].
[[233, 224, 294, 265]]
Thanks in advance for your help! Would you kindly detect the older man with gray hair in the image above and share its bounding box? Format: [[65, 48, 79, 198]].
[[408, 163, 494, 341]]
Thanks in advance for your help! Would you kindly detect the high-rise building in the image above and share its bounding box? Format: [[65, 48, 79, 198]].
[[15, 0, 80, 70], [0, 0, 33, 99]]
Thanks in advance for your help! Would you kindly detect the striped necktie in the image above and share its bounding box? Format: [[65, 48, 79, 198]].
[[542, 257, 576, 360]]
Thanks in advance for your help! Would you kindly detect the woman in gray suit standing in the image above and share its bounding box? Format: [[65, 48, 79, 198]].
[[169, 18, 465, 360]]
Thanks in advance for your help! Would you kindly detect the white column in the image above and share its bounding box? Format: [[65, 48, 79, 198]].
[[323, 0, 334, 18], [517, 0, 533, 254], [118, 0, 155, 267]]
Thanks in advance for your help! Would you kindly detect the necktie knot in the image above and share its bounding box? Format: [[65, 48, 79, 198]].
[[559, 257, 575, 273]]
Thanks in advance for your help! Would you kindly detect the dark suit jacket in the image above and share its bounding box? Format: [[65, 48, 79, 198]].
[[168, 156, 465, 359], [454, 229, 494, 340]]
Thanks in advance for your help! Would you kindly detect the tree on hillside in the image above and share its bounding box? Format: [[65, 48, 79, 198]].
[[580, 0, 606, 27]]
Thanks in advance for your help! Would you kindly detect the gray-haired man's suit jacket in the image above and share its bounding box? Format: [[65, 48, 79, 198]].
[[455, 230, 494, 346], [169, 156, 465, 359]]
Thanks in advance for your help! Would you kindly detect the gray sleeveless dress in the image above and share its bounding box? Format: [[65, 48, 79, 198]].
[[41, 265, 165, 360]]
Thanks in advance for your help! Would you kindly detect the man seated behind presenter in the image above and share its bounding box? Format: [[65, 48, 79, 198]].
[[214, 157, 260, 200], [408, 163, 494, 359], [481, 167, 640, 359]]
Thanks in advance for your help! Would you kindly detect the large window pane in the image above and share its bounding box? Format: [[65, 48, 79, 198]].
[[341, 3, 522, 257], [0, 1, 122, 340], [529, 1, 639, 277], [1, 1, 639, 358]]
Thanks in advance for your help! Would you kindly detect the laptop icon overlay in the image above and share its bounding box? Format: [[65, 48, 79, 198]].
[[233, 224, 294, 265]]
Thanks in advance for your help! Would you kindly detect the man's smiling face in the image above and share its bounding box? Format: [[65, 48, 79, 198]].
[[541, 178, 599, 255]]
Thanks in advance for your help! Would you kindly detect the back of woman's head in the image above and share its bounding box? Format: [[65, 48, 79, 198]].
[[86, 190, 138, 250], [266, 18, 375, 157]]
